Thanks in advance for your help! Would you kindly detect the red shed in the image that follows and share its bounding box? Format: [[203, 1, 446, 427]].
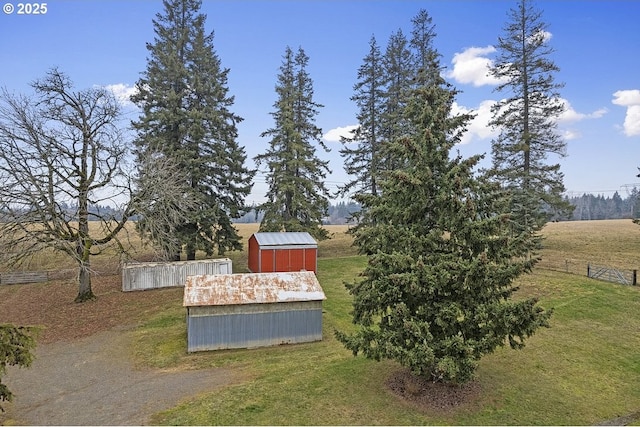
[[248, 232, 318, 274]]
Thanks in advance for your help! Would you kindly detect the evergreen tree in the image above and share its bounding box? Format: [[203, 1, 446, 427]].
[[489, 0, 573, 232], [341, 10, 441, 203], [409, 9, 440, 86], [380, 29, 414, 172], [337, 57, 551, 385], [255, 46, 331, 240], [132, 0, 253, 260], [339, 36, 386, 198], [0, 324, 37, 412], [612, 191, 623, 219]]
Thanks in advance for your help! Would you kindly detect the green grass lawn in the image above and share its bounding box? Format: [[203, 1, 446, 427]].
[[130, 254, 640, 425]]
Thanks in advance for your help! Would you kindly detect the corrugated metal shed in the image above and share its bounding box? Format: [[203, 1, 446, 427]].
[[184, 271, 326, 352], [122, 258, 232, 292], [248, 232, 318, 274]]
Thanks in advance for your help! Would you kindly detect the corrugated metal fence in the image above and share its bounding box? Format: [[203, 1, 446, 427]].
[[122, 258, 232, 292]]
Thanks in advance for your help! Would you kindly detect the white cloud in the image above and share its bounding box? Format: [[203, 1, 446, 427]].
[[323, 125, 358, 143], [612, 90, 640, 137], [102, 83, 138, 107], [446, 46, 506, 87], [612, 89, 640, 107], [451, 99, 499, 145], [563, 129, 581, 141], [621, 105, 640, 137], [558, 98, 607, 123]]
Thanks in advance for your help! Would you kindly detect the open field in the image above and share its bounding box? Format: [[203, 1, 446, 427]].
[[133, 260, 640, 425], [4, 219, 638, 275], [539, 219, 640, 274], [1, 220, 640, 425]]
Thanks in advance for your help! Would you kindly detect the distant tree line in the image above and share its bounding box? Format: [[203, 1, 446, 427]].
[[6, 192, 633, 226], [565, 190, 640, 221], [234, 201, 362, 225]]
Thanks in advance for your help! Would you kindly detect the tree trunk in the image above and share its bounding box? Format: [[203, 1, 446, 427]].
[[76, 173, 95, 303], [75, 256, 95, 303], [186, 242, 196, 261]]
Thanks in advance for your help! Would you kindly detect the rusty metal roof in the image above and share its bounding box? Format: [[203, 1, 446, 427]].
[[252, 232, 317, 247], [183, 271, 326, 307]]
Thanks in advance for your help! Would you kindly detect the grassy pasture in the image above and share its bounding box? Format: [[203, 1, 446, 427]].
[[122, 220, 640, 425], [6, 218, 638, 274], [539, 219, 640, 273], [2, 220, 640, 424]]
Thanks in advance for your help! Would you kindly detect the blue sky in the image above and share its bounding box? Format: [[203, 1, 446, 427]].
[[1, 1, 639, 205]]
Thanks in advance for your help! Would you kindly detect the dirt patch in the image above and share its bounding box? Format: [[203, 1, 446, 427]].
[[386, 368, 482, 414], [0, 274, 183, 343], [0, 274, 244, 425], [596, 411, 640, 426]]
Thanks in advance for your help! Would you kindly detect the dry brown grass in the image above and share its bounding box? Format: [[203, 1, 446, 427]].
[[5, 219, 638, 275], [0, 222, 356, 274], [539, 219, 640, 273]]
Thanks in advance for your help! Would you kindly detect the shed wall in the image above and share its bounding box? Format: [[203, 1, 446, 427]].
[[304, 248, 316, 272], [247, 232, 318, 274], [250, 247, 317, 274], [248, 236, 260, 273], [260, 249, 275, 273], [187, 301, 323, 352], [122, 258, 232, 292]]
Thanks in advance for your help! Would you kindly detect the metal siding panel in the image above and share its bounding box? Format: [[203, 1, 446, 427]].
[[122, 259, 232, 291], [304, 248, 316, 273], [257, 244, 317, 250], [289, 248, 305, 272], [189, 301, 322, 316], [187, 306, 323, 352], [252, 232, 317, 246], [275, 249, 290, 272], [183, 271, 326, 306], [248, 236, 258, 273], [261, 249, 275, 273]]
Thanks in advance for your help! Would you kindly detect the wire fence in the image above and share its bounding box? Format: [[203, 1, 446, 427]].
[[536, 258, 638, 286]]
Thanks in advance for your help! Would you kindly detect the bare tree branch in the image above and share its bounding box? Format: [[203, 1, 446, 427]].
[[0, 68, 194, 302]]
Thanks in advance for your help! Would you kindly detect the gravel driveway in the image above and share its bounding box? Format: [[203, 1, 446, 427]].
[[3, 327, 241, 425]]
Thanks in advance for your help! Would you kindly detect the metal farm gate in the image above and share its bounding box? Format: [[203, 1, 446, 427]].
[[587, 263, 638, 286]]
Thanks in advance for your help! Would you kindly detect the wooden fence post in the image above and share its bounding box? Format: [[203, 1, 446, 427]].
[[633, 270, 637, 286], [587, 263, 590, 278]]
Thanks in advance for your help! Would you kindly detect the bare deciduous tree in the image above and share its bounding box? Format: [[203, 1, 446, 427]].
[[0, 68, 194, 302]]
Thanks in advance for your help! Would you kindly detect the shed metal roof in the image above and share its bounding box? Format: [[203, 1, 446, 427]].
[[252, 232, 317, 247], [183, 271, 326, 307]]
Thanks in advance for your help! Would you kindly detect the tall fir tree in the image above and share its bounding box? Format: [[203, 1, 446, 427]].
[[132, 0, 253, 259], [380, 29, 413, 172], [339, 35, 386, 198], [255, 46, 331, 240], [489, 0, 573, 232], [409, 9, 440, 86], [337, 45, 551, 385]]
